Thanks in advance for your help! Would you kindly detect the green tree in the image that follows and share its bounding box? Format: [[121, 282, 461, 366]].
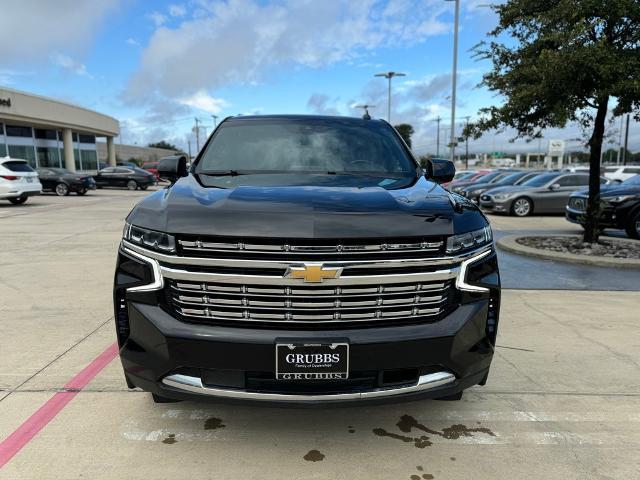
[[148, 140, 178, 151], [394, 123, 415, 148], [467, 0, 640, 243]]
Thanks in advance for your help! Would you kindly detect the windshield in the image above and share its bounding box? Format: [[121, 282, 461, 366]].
[[196, 118, 417, 188], [521, 172, 561, 187], [622, 174, 640, 185]]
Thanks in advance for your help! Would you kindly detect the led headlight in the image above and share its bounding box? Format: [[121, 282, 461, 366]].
[[123, 222, 176, 253], [493, 192, 514, 201], [446, 226, 493, 254]]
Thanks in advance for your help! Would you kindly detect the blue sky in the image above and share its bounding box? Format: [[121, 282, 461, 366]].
[[0, 0, 636, 155]]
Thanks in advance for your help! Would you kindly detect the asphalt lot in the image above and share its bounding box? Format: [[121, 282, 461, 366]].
[[1, 189, 639, 479]]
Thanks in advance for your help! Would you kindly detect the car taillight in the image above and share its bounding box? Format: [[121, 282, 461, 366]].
[[0, 175, 18, 181]]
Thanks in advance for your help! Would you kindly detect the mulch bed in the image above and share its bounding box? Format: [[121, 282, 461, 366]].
[[515, 236, 640, 260]]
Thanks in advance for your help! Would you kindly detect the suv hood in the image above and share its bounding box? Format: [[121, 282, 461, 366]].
[[127, 174, 487, 239]]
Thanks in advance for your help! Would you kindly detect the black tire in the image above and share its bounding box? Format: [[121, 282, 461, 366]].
[[511, 197, 533, 217], [8, 196, 28, 205], [151, 393, 182, 404], [55, 182, 70, 196], [625, 211, 640, 240], [76, 189, 87, 196], [126, 180, 138, 191]]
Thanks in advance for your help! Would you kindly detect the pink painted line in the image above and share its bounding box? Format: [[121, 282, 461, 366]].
[[0, 342, 118, 469]]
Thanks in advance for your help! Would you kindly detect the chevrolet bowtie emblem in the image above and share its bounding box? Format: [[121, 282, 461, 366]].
[[285, 264, 343, 283]]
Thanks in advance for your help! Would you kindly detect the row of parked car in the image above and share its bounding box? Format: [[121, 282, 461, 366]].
[[445, 167, 640, 239], [0, 156, 158, 204]]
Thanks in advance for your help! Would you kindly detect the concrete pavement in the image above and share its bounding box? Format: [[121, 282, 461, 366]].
[[1, 190, 639, 479]]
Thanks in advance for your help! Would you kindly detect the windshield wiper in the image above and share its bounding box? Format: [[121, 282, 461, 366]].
[[200, 170, 243, 176]]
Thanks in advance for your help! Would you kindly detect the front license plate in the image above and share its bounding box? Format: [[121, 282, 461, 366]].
[[276, 343, 349, 380]]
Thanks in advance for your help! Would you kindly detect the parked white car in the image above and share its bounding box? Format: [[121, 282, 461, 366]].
[[0, 156, 42, 204], [604, 165, 640, 183]]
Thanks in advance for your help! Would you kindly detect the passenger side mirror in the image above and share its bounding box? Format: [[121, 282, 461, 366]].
[[158, 155, 188, 184], [426, 158, 456, 184], [549, 183, 560, 191]]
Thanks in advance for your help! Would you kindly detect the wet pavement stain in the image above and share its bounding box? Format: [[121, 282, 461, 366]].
[[348, 425, 356, 433], [204, 417, 226, 430], [303, 450, 325, 462], [410, 466, 434, 479], [162, 433, 177, 445], [450, 457, 456, 461], [372, 428, 432, 448], [373, 414, 495, 448]]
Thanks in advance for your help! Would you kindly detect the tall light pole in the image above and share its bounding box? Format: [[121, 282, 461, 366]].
[[463, 115, 470, 169], [374, 71, 406, 123], [446, 0, 460, 163], [436, 117, 441, 158]]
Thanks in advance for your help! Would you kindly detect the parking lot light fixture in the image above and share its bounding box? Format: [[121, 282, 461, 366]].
[[374, 71, 406, 123]]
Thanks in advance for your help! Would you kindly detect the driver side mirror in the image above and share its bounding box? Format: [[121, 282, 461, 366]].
[[549, 183, 560, 191], [158, 155, 188, 184], [426, 158, 456, 184]]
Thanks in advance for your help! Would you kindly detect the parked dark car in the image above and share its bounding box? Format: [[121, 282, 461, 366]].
[[445, 170, 492, 192], [566, 175, 640, 239], [459, 171, 543, 203], [94, 166, 155, 190], [142, 162, 160, 180], [480, 172, 608, 216], [114, 115, 501, 405], [37, 168, 96, 196], [451, 170, 517, 194]]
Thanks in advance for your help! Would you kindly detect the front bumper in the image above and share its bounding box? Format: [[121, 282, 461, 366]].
[[120, 298, 495, 404], [479, 196, 511, 213]]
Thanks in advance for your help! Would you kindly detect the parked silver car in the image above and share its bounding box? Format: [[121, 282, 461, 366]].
[[479, 172, 608, 216]]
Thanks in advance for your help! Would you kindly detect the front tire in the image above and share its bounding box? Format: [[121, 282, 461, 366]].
[[55, 183, 70, 196], [625, 211, 640, 239], [126, 180, 138, 191], [511, 197, 533, 217], [8, 196, 28, 205]]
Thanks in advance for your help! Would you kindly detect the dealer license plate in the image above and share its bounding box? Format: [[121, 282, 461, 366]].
[[275, 343, 349, 380]]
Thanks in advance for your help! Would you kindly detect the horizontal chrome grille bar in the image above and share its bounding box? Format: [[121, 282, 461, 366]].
[[178, 239, 444, 254], [122, 240, 488, 270], [160, 265, 457, 285]]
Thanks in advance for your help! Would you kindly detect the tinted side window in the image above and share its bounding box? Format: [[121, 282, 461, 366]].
[[5, 125, 33, 138], [115, 168, 132, 174], [555, 175, 576, 186], [626, 167, 640, 174], [101, 167, 115, 173]]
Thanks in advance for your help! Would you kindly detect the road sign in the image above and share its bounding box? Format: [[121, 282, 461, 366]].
[[548, 140, 565, 155]]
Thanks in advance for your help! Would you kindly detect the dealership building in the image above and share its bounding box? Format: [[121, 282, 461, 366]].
[[0, 87, 120, 172]]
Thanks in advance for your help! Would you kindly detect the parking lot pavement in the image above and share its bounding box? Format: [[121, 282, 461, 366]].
[[2, 190, 640, 479]]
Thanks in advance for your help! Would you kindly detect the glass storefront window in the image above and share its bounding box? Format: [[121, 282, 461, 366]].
[[8, 145, 37, 167], [79, 149, 97, 170], [35, 129, 58, 140], [74, 148, 81, 170], [5, 125, 33, 138], [37, 147, 61, 168], [79, 134, 95, 144]]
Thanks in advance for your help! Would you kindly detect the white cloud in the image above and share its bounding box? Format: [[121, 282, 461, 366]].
[[126, 38, 140, 46], [169, 4, 186, 17], [179, 90, 229, 114], [0, 0, 119, 64], [147, 11, 167, 27], [50, 53, 92, 78], [126, 0, 456, 99]]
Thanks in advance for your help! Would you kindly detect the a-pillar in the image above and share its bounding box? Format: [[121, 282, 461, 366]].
[[62, 128, 75, 172]]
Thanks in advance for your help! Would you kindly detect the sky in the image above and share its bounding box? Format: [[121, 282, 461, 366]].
[[0, 0, 637, 157]]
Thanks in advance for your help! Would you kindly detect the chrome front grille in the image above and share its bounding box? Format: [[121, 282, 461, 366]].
[[177, 237, 445, 260], [166, 279, 453, 325]]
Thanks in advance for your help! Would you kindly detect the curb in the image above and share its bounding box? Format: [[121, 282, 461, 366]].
[[496, 234, 640, 269]]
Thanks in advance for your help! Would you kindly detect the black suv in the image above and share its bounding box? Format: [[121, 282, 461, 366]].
[[113, 115, 501, 404]]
